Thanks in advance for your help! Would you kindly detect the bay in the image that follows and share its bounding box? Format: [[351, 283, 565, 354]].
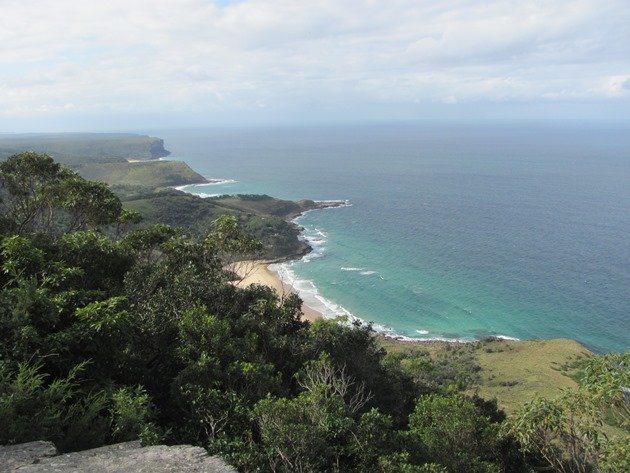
[[148, 122, 630, 352]]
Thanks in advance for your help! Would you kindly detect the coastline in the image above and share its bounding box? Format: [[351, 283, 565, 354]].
[[233, 260, 462, 348], [178, 181, 520, 347], [232, 260, 324, 323], [174, 175, 600, 350]]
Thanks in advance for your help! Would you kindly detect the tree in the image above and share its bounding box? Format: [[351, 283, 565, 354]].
[[407, 394, 505, 473], [205, 215, 263, 278], [0, 152, 123, 235], [0, 152, 67, 234], [507, 351, 630, 473]]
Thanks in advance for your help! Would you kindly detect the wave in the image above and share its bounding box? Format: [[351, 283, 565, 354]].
[[271, 261, 510, 344], [204, 178, 238, 185], [173, 178, 237, 192], [492, 334, 521, 341], [383, 333, 472, 343], [315, 199, 352, 206], [298, 227, 328, 262], [341, 267, 383, 278], [173, 184, 193, 191], [270, 263, 357, 322]]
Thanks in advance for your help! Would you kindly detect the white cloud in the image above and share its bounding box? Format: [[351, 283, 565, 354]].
[[0, 0, 628, 126]]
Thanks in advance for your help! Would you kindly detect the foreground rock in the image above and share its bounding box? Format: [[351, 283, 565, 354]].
[[0, 441, 236, 472]]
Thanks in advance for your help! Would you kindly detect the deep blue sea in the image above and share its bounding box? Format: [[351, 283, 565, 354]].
[[148, 122, 629, 353]]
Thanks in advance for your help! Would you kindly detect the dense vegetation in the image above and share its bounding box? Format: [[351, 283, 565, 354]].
[[121, 190, 310, 260], [1, 153, 627, 472]]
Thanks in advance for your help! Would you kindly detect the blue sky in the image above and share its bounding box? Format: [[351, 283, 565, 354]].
[[1, 0, 629, 131]]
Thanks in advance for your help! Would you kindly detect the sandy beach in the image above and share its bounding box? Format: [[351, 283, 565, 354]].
[[232, 260, 324, 323]]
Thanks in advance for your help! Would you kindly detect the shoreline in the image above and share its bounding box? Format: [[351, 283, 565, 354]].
[[232, 260, 463, 348], [179, 179, 521, 348], [232, 260, 324, 323], [163, 161, 604, 352]]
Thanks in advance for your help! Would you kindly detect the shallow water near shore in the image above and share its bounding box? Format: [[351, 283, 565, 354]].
[[150, 122, 629, 352]]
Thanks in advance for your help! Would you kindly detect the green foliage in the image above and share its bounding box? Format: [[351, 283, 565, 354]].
[[0, 152, 124, 235], [407, 394, 507, 472], [378, 453, 447, 472], [3, 153, 626, 473], [110, 386, 158, 443], [507, 351, 630, 473], [122, 189, 308, 259], [0, 361, 80, 445], [390, 344, 481, 393], [205, 215, 263, 264], [254, 354, 381, 472]]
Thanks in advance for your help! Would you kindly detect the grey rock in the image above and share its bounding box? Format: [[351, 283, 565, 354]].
[[0, 441, 57, 471], [0, 441, 236, 472]]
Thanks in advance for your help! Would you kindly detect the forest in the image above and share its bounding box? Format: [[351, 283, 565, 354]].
[[0, 152, 628, 472]]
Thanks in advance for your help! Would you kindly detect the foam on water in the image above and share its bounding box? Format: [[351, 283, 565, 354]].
[[174, 179, 238, 192], [270, 262, 356, 321]]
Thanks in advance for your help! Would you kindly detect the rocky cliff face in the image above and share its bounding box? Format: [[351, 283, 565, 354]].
[[0, 441, 235, 472], [149, 138, 171, 160]]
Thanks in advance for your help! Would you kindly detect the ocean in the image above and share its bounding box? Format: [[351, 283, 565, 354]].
[[148, 122, 629, 353]]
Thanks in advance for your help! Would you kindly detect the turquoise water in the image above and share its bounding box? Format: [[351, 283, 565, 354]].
[[150, 123, 629, 352]]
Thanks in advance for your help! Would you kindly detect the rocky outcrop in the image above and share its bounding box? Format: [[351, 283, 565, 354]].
[[0, 441, 236, 472], [149, 138, 171, 160]]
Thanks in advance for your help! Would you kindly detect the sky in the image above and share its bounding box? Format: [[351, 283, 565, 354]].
[[1, 0, 629, 131]]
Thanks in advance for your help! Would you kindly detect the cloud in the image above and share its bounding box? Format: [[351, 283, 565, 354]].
[[0, 0, 629, 127]]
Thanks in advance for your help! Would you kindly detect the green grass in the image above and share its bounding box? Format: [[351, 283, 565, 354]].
[[379, 337, 591, 414], [473, 338, 590, 413], [76, 161, 206, 188]]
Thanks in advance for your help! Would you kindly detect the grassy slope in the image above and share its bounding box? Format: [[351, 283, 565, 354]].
[[473, 338, 590, 413], [379, 337, 591, 413], [76, 161, 206, 188]]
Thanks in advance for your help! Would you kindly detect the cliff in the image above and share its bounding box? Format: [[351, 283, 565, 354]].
[[0, 133, 171, 165], [149, 138, 171, 159]]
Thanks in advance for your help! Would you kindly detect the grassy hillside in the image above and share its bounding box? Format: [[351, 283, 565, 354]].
[[0, 133, 169, 165], [379, 337, 591, 413], [76, 161, 207, 188], [473, 338, 590, 413]]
